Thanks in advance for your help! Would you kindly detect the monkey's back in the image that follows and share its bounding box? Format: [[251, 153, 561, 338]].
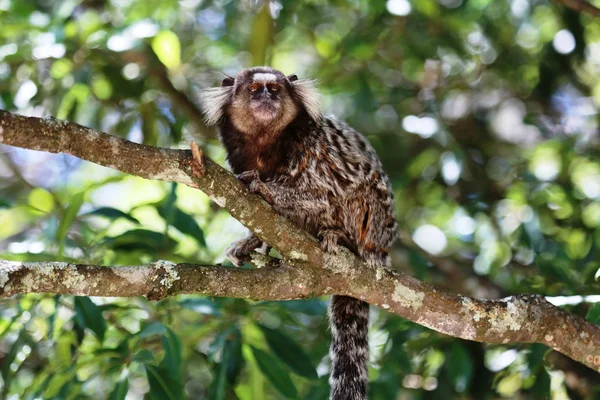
[[255, 116, 398, 266]]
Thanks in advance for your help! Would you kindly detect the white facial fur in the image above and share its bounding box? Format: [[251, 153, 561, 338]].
[[199, 69, 322, 130], [252, 73, 277, 82], [291, 79, 321, 122]]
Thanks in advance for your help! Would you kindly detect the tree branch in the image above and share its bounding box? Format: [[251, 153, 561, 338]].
[[0, 109, 599, 374], [0, 259, 317, 301], [554, 0, 600, 18], [145, 49, 216, 140], [112, 48, 215, 140]]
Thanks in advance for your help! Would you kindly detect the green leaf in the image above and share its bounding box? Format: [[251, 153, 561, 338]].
[[160, 328, 182, 374], [138, 322, 167, 339], [530, 368, 551, 397], [0, 199, 11, 209], [241, 344, 265, 400], [156, 199, 206, 246], [20, 364, 53, 398], [104, 229, 176, 252], [209, 326, 245, 391], [527, 344, 548, 370], [28, 187, 55, 213], [143, 328, 183, 399], [225, 328, 245, 384], [44, 368, 77, 398], [133, 349, 156, 364], [1, 330, 28, 389], [258, 324, 318, 380], [586, 303, 600, 326], [73, 296, 107, 342], [447, 343, 473, 393], [95, 338, 129, 362], [57, 191, 85, 258], [145, 365, 184, 400], [208, 346, 228, 400], [250, 346, 298, 399], [152, 31, 181, 70], [83, 207, 139, 224], [137, 324, 181, 374], [108, 378, 129, 400], [56, 331, 75, 366]]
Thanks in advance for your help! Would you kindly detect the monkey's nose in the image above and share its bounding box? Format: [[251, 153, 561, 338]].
[[252, 86, 269, 98]]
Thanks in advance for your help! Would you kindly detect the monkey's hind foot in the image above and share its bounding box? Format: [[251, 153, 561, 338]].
[[190, 142, 206, 178], [226, 234, 264, 267], [236, 170, 274, 205], [318, 229, 345, 254]]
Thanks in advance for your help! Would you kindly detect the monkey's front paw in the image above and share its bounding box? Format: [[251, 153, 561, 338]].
[[247, 180, 274, 205], [236, 170, 274, 205], [236, 170, 260, 184], [319, 229, 344, 254], [226, 235, 263, 267]]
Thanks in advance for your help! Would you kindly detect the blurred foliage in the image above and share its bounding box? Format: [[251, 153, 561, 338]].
[[0, 0, 600, 398]]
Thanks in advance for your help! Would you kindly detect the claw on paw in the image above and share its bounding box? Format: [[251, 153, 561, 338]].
[[226, 245, 245, 267], [236, 170, 274, 205], [225, 235, 264, 267], [319, 229, 343, 254], [236, 170, 259, 184]]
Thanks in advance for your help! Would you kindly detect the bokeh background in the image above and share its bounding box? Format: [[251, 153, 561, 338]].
[[1, 0, 600, 398]]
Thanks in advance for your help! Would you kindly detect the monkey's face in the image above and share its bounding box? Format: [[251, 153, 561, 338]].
[[245, 79, 286, 122], [202, 66, 320, 135], [224, 68, 300, 134], [236, 71, 296, 124]]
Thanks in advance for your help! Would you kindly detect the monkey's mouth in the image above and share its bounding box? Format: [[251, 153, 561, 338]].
[[250, 99, 279, 121]]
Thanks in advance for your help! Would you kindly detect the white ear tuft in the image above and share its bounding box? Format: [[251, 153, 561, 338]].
[[199, 86, 233, 126], [292, 79, 322, 121]]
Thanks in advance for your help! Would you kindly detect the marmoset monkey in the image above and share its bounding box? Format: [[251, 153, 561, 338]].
[[200, 67, 397, 400]]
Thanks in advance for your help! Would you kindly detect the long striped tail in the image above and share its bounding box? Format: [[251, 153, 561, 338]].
[[329, 295, 369, 400]]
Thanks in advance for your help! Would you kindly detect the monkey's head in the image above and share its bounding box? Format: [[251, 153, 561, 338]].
[[201, 67, 321, 135]]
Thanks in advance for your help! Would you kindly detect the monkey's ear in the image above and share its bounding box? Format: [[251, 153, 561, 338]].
[[221, 77, 234, 87], [287, 74, 298, 82]]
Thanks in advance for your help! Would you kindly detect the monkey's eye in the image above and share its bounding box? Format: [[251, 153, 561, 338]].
[[248, 83, 261, 93], [267, 83, 280, 93]]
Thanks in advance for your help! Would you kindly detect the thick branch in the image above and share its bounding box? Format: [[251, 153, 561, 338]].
[[0, 259, 317, 301], [0, 110, 599, 374]]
